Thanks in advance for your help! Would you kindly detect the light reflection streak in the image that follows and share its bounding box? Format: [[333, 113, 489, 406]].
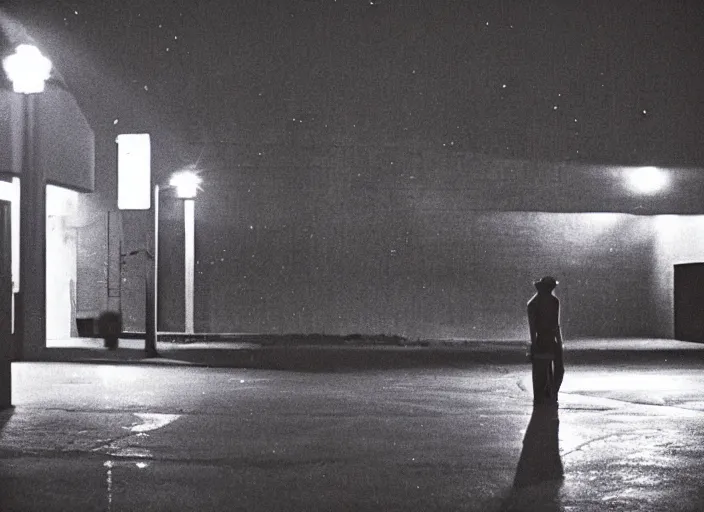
[[104, 460, 113, 511]]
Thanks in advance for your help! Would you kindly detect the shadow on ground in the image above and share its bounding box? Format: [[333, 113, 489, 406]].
[[499, 404, 564, 511]]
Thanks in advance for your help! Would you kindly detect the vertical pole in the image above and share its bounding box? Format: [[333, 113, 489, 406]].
[[17, 93, 46, 360], [144, 185, 159, 357], [154, 185, 159, 341], [184, 198, 195, 334], [0, 200, 12, 408]]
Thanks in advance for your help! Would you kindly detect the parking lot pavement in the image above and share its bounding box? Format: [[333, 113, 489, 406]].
[[1, 361, 704, 511]]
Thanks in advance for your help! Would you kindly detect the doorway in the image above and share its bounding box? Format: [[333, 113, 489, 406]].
[[674, 263, 704, 342]]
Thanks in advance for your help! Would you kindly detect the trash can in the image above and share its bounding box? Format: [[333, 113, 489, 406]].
[[97, 311, 122, 350]]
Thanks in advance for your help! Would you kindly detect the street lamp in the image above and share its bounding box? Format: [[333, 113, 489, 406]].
[[3, 44, 52, 94], [625, 166, 668, 195], [3, 44, 52, 360], [141, 169, 202, 355], [169, 170, 202, 334]]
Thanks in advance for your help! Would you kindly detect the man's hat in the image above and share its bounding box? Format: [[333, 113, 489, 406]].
[[534, 276, 558, 289]]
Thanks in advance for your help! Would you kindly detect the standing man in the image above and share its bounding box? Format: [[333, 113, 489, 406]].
[[527, 276, 564, 405]]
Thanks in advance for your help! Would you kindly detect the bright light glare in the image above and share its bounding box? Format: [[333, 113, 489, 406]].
[[2, 44, 52, 94], [626, 166, 668, 194], [47, 184, 78, 216], [170, 170, 202, 199], [584, 212, 621, 227]]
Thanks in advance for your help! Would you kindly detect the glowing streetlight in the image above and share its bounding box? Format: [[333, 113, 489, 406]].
[[2, 44, 52, 94], [625, 166, 668, 195], [169, 170, 202, 199], [169, 170, 202, 334], [3, 44, 52, 364]]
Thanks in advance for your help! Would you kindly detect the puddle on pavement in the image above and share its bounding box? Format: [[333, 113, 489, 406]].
[[130, 413, 180, 433], [102, 412, 168, 510], [93, 412, 181, 458]]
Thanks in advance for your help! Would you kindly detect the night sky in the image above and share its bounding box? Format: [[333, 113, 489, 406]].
[[5, 0, 704, 167]]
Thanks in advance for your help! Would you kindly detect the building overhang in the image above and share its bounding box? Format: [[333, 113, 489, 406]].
[[0, 9, 94, 192]]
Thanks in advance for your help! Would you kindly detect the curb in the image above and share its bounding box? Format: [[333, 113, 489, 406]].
[[32, 343, 704, 371]]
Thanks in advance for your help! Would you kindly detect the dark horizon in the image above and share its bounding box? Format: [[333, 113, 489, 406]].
[[3, 0, 704, 168]]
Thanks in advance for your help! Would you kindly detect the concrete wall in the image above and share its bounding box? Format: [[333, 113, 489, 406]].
[[147, 144, 704, 340], [185, 208, 679, 340], [46, 185, 78, 339], [73, 136, 117, 324], [68, 138, 704, 339], [650, 215, 704, 339]]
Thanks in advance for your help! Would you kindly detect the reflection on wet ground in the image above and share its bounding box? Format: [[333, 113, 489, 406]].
[[104, 459, 153, 512], [3, 363, 704, 511], [91, 412, 181, 459]]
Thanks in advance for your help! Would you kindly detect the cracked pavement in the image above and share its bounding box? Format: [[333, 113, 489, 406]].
[[1, 360, 704, 511]]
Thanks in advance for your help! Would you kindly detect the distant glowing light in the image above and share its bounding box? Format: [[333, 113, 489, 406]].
[[2, 45, 52, 94], [626, 166, 668, 194], [170, 170, 202, 199]]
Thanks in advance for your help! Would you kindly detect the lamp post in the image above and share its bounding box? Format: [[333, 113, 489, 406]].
[[3, 45, 52, 360], [169, 171, 201, 334], [144, 184, 159, 357]]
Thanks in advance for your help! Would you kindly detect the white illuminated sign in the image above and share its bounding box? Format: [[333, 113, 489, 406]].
[[117, 134, 151, 210]]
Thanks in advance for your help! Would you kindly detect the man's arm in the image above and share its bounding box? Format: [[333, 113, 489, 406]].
[[526, 303, 536, 362], [527, 303, 537, 344]]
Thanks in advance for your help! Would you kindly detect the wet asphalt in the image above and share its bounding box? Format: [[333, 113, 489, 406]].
[[2, 359, 704, 511]]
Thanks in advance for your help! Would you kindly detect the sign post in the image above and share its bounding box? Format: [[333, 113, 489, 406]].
[[116, 133, 157, 356]]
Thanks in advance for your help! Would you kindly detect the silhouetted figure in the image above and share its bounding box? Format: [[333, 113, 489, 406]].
[[527, 276, 564, 405], [502, 404, 563, 511]]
